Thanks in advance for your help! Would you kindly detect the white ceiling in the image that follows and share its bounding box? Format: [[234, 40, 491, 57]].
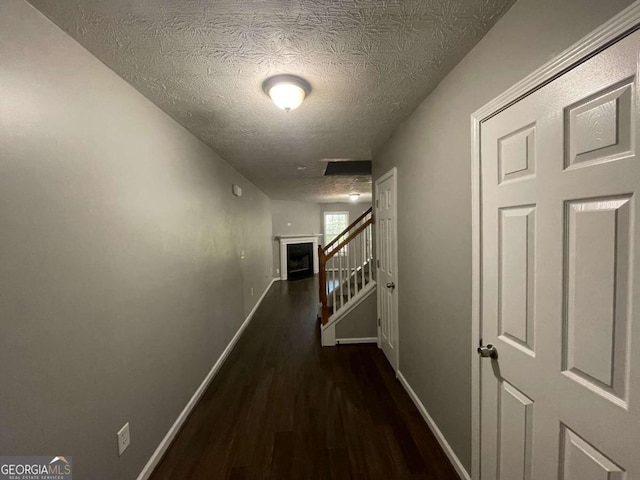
[[29, 0, 514, 203]]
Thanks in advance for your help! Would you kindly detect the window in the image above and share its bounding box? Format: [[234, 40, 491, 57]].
[[323, 211, 349, 249]]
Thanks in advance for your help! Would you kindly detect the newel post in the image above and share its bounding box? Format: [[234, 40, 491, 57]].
[[318, 246, 328, 322]]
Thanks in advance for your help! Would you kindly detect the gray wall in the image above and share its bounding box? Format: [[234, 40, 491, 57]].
[[271, 200, 321, 277], [0, 1, 272, 479], [335, 292, 377, 340], [372, 0, 635, 473]]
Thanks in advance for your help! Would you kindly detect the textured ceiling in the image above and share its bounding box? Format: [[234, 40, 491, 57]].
[[28, 0, 514, 203]]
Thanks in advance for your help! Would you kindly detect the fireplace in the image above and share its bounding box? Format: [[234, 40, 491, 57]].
[[275, 235, 320, 281], [287, 242, 313, 280]]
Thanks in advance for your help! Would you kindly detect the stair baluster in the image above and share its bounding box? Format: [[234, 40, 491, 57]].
[[318, 207, 375, 325]]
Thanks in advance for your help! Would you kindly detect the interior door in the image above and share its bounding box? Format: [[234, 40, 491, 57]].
[[376, 168, 398, 371], [479, 30, 640, 478]]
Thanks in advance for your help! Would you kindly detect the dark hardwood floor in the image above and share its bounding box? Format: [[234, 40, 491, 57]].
[[150, 277, 460, 480]]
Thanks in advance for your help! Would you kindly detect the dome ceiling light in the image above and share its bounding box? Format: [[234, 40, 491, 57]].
[[348, 193, 360, 202], [262, 75, 311, 112]]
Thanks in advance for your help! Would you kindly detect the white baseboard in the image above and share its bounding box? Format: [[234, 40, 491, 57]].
[[335, 337, 377, 344], [397, 371, 471, 480], [136, 278, 276, 480]]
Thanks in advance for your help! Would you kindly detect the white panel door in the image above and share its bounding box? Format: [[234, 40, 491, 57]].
[[376, 168, 398, 371], [480, 30, 640, 479]]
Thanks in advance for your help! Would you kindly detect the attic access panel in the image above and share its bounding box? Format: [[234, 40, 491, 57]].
[[324, 161, 372, 176]]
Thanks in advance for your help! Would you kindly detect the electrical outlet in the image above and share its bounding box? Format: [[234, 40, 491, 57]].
[[250, 288, 254, 296], [240, 250, 245, 259], [117, 422, 130, 457], [276, 268, 280, 274]]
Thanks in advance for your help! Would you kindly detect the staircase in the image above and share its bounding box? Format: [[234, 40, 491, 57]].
[[318, 207, 376, 346]]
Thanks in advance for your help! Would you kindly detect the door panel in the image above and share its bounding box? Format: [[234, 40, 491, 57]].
[[565, 79, 633, 169], [498, 124, 536, 184], [499, 381, 534, 480], [499, 205, 536, 353], [479, 30, 640, 479], [560, 425, 625, 480], [564, 196, 632, 402]]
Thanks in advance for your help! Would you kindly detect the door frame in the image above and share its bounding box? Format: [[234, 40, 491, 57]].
[[375, 167, 399, 373], [470, 4, 640, 479]]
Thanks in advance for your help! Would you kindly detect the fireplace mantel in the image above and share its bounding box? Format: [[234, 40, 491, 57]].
[[275, 234, 322, 280]]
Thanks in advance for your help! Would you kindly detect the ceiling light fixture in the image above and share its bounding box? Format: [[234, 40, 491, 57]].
[[348, 193, 360, 202], [262, 75, 311, 112]]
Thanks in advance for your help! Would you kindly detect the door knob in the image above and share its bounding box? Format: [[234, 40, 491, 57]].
[[386, 282, 396, 290], [477, 344, 498, 359]]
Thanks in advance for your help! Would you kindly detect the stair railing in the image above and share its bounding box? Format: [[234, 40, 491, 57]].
[[318, 207, 374, 325]]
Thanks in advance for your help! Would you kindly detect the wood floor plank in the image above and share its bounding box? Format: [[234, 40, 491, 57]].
[[149, 277, 460, 480]]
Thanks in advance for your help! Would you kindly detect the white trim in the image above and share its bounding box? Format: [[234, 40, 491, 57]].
[[136, 278, 276, 480], [470, 107, 482, 480], [274, 234, 323, 240], [335, 337, 378, 344], [375, 167, 399, 373], [321, 322, 336, 347], [398, 371, 470, 480], [470, 4, 640, 478]]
